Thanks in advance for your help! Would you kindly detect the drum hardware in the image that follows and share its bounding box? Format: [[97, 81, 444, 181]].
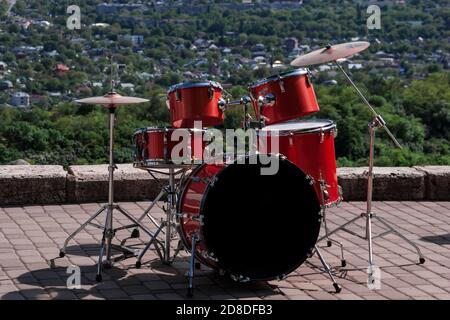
[[263, 93, 276, 107], [338, 186, 343, 202], [256, 96, 267, 127], [177, 212, 204, 224], [277, 274, 288, 281], [319, 174, 347, 268], [189, 176, 211, 184], [332, 127, 338, 139], [132, 167, 191, 267], [208, 84, 214, 100], [319, 116, 426, 268], [187, 233, 199, 297], [306, 70, 313, 86], [230, 274, 251, 283], [311, 246, 342, 293], [319, 128, 325, 143], [277, 75, 286, 93], [306, 175, 315, 185], [218, 98, 227, 111], [202, 251, 219, 262], [59, 91, 158, 282], [218, 95, 252, 130], [308, 57, 426, 271], [163, 128, 168, 162]]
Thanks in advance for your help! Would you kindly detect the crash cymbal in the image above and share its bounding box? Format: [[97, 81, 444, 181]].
[[75, 91, 149, 106], [290, 41, 370, 67]]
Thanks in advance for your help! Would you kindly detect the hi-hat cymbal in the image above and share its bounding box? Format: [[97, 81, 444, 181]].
[[75, 91, 149, 106], [290, 41, 370, 67]]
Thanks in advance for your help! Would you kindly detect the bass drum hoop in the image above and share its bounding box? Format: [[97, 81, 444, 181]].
[[176, 163, 218, 267]]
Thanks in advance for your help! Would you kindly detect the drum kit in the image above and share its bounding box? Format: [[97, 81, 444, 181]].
[[59, 41, 425, 297]]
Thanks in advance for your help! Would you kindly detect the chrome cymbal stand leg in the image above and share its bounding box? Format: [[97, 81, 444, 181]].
[[95, 207, 111, 282], [60, 205, 106, 255], [135, 222, 165, 268], [187, 234, 197, 298], [315, 246, 341, 293], [115, 189, 166, 238], [164, 168, 175, 264]]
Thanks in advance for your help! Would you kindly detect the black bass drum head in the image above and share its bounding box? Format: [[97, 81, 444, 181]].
[[200, 154, 321, 281]]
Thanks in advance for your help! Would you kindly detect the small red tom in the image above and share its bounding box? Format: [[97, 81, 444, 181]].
[[167, 81, 224, 128], [133, 127, 208, 167], [249, 69, 319, 125]]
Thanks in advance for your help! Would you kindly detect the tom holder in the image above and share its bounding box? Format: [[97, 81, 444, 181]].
[[218, 95, 253, 130]]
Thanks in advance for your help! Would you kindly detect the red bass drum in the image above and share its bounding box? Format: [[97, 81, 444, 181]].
[[258, 120, 342, 207], [249, 69, 319, 126], [177, 154, 321, 281], [167, 82, 224, 128]]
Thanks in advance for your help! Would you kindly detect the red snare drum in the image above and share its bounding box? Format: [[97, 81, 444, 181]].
[[177, 154, 321, 281], [133, 127, 208, 166], [167, 82, 224, 128], [258, 120, 341, 206], [249, 69, 319, 125]]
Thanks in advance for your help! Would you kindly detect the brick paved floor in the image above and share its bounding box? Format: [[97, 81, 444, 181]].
[[0, 201, 449, 300]]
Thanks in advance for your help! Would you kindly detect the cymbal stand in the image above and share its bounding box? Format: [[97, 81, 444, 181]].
[[319, 62, 425, 274], [59, 106, 160, 282]]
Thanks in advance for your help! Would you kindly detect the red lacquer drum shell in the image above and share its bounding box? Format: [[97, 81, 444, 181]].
[[258, 120, 341, 206], [167, 82, 224, 128], [249, 69, 319, 125], [133, 127, 208, 166]]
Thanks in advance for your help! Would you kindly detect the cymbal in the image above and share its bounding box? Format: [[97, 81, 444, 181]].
[[75, 92, 149, 106], [290, 41, 370, 67]]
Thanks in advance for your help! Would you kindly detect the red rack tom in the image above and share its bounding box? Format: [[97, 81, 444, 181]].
[[167, 81, 224, 128], [249, 69, 319, 125]]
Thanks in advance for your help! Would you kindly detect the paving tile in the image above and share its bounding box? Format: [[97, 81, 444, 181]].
[[1, 201, 449, 300]]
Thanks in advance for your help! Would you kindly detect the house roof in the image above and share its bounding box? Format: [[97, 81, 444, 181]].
[[55, 64, 70, 71]]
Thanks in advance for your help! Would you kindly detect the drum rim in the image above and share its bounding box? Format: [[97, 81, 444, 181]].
[[196, 154, 321, 281], [167, 81, 223, 93], [249, 68, 309, 89], [258, 119, 336, 136]]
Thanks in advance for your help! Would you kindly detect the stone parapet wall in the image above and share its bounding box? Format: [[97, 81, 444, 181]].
[[0, 164, 449, 205]]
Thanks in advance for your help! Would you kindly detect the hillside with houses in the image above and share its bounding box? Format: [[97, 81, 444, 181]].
[[0, 0, 448, 167]]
